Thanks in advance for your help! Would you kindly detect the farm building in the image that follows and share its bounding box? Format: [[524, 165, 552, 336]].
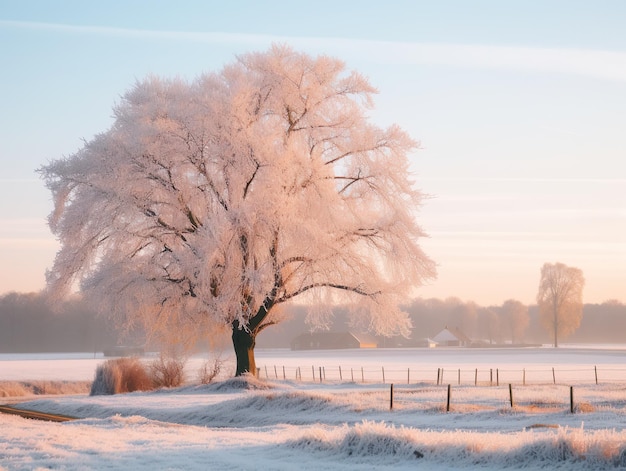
[[291, 332, 377, 350], [432, 327, 472, 347]]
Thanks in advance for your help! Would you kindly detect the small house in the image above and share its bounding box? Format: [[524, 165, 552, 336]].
[[432, 327, 471, 347]]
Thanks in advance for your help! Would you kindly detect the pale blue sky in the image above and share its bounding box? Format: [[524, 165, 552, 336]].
[[1, 0, 625, 305]]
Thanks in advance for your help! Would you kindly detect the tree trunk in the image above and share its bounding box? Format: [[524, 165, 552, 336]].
[[230, 295, 274, 377], [232, 323, 257, 376]]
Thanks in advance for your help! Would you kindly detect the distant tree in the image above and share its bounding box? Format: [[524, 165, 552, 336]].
[[536, 262, 584, 347], [443, 297, 478, 338], [404, 298, 447, 340], [601, 299, 624, 307], [39, 45, 436, 376], [501, 299, 529, 344], [476, 307, 500, 344]]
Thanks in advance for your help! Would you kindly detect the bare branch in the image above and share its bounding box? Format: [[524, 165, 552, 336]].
[[278, 282, 381, 304]]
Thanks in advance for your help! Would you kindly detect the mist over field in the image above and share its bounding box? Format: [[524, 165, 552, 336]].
[[1, 292, 625, 354]]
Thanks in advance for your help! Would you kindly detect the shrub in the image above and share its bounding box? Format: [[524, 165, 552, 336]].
[[197, 357, 223, 384], [149, 355, 186, 388], [90, 358, 153, 395]]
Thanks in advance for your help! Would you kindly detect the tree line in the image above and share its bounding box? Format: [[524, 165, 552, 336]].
[[0, 291, 623, 353], [402, 297, 625, 346], [0, 292, 125, 353], [231, 297, 626, 349]]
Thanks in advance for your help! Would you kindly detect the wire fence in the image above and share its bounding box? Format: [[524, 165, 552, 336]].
[[256, 364, 626, 385], [375, 383, 604, 414], [258, 364, 626, 414]]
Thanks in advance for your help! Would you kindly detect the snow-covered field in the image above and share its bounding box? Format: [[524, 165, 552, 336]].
[[2, 347, 626, 470]]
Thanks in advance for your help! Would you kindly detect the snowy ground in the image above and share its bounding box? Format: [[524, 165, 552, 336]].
[[2, 347, 626, 470]]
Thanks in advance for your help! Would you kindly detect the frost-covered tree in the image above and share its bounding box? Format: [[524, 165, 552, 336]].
[[537, 262, 584, 347], [39, 45, 436, 375]]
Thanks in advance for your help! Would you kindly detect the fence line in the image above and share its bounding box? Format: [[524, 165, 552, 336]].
[[392, 383, 580, 413], [256, 364, 626, 385], [252, 368, 624, 415]]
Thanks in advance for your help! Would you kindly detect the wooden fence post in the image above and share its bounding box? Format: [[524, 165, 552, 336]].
[[407, 368, 410, 384], [523, 368, 526, 386], [475, 368, 478, 386], [458, 368, 461, 385], [570, 386, 575, 413], [595, 365, 598, 385], [390, 384, 394, 410], [446, 384, 451, 412], [361, 367, 364, 383], [552, 367, 556, 385], [319, 366, 323, 383], [339, 366, 342, 381], [509, 383, 514, 408], [382, 366, 385, 384]]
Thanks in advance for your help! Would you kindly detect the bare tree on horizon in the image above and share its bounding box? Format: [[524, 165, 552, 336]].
[[537, 262, 585, 347]]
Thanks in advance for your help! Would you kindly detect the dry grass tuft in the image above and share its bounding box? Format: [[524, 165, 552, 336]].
[[0, 381, 91, 397], [90, 358, 153, 395], [576, 401, 596, 413]]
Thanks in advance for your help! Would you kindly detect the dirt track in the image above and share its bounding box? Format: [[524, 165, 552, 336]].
[[0, 405, 76, 422]]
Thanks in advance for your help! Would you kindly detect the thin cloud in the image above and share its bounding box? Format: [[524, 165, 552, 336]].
[[429, 230, 623, 241], [421, 177, 626, 183], [0, 20, 271, 43], [3, 20, 626, 82], [351, 42, 626, 82]]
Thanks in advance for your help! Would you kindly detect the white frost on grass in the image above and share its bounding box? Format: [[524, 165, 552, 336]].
[[3, 376, 626, 470]]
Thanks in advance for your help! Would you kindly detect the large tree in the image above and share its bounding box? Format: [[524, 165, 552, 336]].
[[536, 262, 584, 347], [39, 45, 436, 375]]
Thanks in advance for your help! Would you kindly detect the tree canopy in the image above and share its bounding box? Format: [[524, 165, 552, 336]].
[[39, 45, 436, 374]]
